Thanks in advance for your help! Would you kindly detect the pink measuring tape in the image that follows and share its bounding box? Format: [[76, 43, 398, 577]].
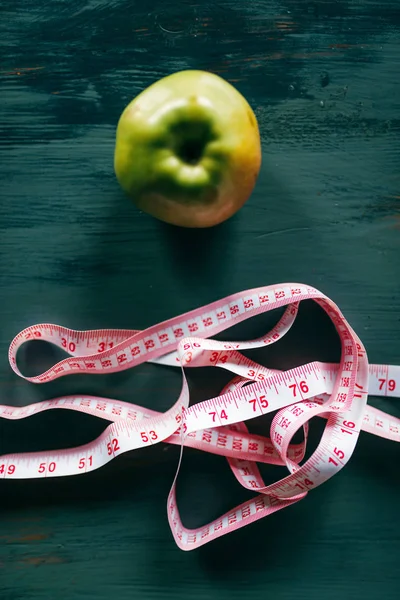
[[1, 282, 399, 550]]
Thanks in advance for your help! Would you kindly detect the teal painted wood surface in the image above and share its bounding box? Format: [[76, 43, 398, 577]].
[[0, 1, 399, 599]]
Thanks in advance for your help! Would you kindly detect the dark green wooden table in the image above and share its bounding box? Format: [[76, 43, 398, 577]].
[[1, 1, 399, 599]]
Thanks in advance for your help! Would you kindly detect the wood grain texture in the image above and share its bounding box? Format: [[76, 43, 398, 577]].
[[0, 1, 399, 599]]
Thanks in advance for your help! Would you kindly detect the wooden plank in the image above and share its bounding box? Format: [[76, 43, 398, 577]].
[[0, 1, 399, 598]]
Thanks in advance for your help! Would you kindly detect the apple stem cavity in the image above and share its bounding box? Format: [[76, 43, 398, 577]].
[[170, 117, 215, 166], [176, 138, 204, 165]]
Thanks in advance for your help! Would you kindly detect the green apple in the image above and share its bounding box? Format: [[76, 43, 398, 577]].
[[114, 69, 261, 228]]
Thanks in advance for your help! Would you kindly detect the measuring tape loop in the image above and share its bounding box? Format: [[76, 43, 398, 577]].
[[2, 283, 399, 550]]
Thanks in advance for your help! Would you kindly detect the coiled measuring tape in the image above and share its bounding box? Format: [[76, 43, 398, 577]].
[[1, 283, 399, 550]]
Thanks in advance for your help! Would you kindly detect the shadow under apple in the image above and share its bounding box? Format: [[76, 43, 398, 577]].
[[155, 211, 240, 283]]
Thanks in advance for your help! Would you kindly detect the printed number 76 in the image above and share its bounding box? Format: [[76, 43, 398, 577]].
[[289, 381, 309, 396]]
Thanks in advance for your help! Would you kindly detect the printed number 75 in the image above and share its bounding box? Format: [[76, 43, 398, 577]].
[[249, 395, 268, 411]]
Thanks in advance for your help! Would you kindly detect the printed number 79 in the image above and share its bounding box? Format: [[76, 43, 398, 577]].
[[379, 379, 396, 392]]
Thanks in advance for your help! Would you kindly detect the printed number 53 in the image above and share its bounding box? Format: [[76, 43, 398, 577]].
[[140, 431, 158, 443]]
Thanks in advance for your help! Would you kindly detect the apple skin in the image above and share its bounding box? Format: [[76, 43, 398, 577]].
[[114, 69, 261, 228]]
